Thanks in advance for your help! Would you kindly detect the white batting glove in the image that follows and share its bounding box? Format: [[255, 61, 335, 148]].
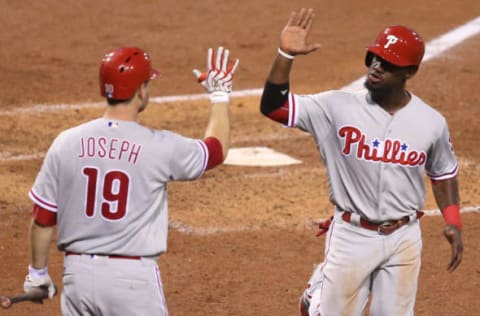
[[23, 265, 56, 299], [193, 47, 239, 104]]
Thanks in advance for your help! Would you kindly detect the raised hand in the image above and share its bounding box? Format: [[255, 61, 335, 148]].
[[193, 47, 240, 103], [279, 8, 321, 57]]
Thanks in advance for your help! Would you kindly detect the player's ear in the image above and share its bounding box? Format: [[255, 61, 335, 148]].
[[138, 81, 149, 99], [404, 66, 418, 79]]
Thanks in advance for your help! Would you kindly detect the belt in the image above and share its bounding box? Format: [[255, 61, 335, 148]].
[[342, 211, 423, 235], [65, 251, 141, 260]]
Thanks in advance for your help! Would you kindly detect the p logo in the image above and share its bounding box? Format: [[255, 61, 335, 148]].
[[384, 35, 398, 49]]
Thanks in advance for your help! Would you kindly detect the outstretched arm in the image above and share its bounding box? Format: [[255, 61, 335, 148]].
[[204, 102, 230, 162], [193, 47, 239, 167], [260, 8, 321, 121], [432, 177, 463, 272]]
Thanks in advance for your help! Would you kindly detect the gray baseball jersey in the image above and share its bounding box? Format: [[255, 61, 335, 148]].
[[287, 89, 458, 221], [29, 118, 208, 256]]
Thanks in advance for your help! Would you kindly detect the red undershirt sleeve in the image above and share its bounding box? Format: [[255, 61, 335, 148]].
[[203, 136, 224, 170], [32, 204, 57, 227], [266, 101, 289, 125]]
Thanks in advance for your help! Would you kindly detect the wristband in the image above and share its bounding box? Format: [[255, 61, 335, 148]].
[[28, 265, 48, 277], [209, 91, 230, 104], [277, 48, 295, 60], [441, 205, 462, 229]]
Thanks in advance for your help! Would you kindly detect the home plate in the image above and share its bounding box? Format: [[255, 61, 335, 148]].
[[224, 147, 302, 167]]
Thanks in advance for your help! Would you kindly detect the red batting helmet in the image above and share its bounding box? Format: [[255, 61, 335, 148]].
[[365, 25, 425, 67], [99, 47, 159, 100]]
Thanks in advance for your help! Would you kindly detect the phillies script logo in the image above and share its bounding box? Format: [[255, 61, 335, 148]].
[[338, 126, 426, 166]]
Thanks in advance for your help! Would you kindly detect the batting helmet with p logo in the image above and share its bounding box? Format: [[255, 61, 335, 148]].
[[365, 25, 425, 67]]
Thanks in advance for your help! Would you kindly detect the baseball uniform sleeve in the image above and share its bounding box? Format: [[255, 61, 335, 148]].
[[290, 92, 333, 139], [162, 131, 208, 181], [28, 134, 63, 212], [425, 122, 458, 181]]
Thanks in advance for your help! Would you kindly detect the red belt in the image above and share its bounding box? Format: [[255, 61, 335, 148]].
[[65, 251, 141, 260], [342, 211, 423, 235]]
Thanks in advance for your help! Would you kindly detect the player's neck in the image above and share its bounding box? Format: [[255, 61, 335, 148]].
[[371, 89, 411, 114], [103, 103, 139, 122]]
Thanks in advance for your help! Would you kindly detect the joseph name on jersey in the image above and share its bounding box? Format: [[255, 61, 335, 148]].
[[78, 136, 142, 164]]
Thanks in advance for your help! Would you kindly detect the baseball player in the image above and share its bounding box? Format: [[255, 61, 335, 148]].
[[23, 46, 239, 315], [260, 8, 463, 316]]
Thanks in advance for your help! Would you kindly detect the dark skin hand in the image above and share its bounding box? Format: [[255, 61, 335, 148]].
[[432, 177, 463, 271], [267, 8, 321, 85], [443, 225, 463, 271]]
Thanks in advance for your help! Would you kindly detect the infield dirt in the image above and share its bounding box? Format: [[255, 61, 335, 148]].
[[1, 1, 479, 315]]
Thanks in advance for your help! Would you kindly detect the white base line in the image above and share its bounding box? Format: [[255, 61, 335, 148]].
[[0, 16, 478, 116], [169, 206, 480, 235], [422, 205, 480, 216]]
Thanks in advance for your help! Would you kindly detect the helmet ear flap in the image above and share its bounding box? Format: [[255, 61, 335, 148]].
[[365, 52, 374, 67]]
